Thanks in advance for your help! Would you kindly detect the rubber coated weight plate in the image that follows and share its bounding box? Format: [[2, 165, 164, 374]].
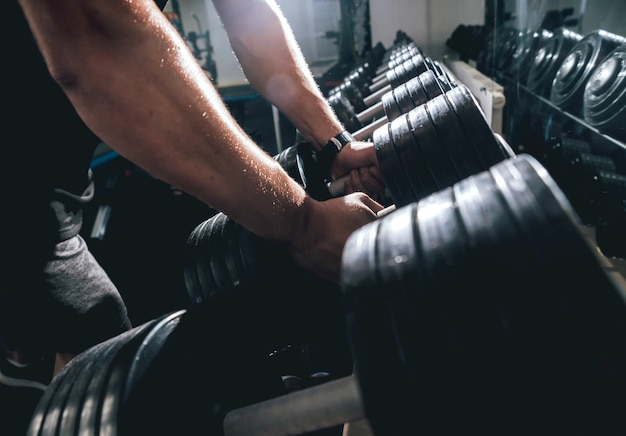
[[427, 89, 483, 179], [395, 109, 439, 202], [373, 122, 411, 207], [386, 55, 429, 89], [193, 217, 221, 301], [214, 212, 244, 289], [375, 203, 425, 383], [452, 168, 535, 301], [488, 154, 585, 268], [385, 46, 421, 72], [340, 218, 410, 435], [57, 358, 100, 435], [550, 30, 626, 115], [183, 221, 205, 305], [274, 145, 306, 187], [489, 155, 626, 433], [40, 358, 82, 436], [382, 82, 411, 120], [99, 311, 185, 436], [406, 103, 459, 193], [205, 212, 233, 293], [421, 68, 455, 99], [444, 84, 514, 168], [28, 338, 114, 436], [583, 44, 626, 141], [77, 322, 157, 435], [508, 29, 552, 83], [526, 28, 583, 97], [390, 113, 428, 204], [26, 352, 75, 436], [495, 27, 524, 73]]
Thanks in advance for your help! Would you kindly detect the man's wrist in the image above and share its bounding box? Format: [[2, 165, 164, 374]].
[[316, 130, 354, 174]]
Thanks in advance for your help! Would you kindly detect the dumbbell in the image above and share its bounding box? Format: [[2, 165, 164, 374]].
[[583, 44, 626, 142], [275, 83, 515, 204], [506, 28, 553, 84], [29, 154, 626, 436], [550, 30, 626, 116], [328, 52, 437, 118], [334, 66, 458, 139], [493, 27, 526, 76], [526, 27, 583, 97], [328, 40, 422, 97], [187, 84, 516, 305]]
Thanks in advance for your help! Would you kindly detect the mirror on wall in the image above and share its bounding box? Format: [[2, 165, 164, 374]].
[[165, 0, 371, 87], [445, 0, 625, 260]]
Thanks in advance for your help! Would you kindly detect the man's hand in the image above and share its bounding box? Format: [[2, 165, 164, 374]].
[[287, 193, 384, 284], [330, 141, 386, 196]]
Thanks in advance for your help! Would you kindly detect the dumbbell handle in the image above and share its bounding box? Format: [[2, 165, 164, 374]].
[[363, 85, 391, 107], [223, 375, 364, 436]]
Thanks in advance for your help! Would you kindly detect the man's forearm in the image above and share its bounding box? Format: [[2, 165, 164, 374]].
[[18, 0, 311, 244], [213, 0, 346, 150]]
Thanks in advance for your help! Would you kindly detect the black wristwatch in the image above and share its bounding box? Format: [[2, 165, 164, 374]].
[[316, 130, 354, 174]]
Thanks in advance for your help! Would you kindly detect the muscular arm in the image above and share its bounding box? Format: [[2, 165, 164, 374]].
[[214, 0, 384, 193], [18, 0, 309, 242], [17, 0, 382, 282], [212, 0, 343, 150]]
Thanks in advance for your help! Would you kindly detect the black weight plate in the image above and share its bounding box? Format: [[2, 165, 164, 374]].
[[453, 167, 535, 300], [373, 121, 411, 206], [394, 80, 422, 117], [390, 113, 428, 205], [427, 89, 483, 179], [495, 27, 524, 73], [57, 358, 100, 436], [417, 188, 490, 355], [395, 109, 440, 202], [77, 321, 157, 435], [375, 203, 425, 380], [183, 221, 206, 305], [193, 217, 220, 301], [234, 221, 261, 285], [205, 212, 234, 293], [476, 26, 500, 74], [416, 186, 471, 294], [39, 359, 82, 436], [220, 213, 248, 288], [26, 353, 75, 436], [507, 29, 550, 82], [551, 30, 626, 114], [340, 217, 410, 435], [212, 211, 242, 290], [274, 145, 306, 187], [421, 68, 454, 100], [406, 103, 458, 193], [452, 169, 533, 339], [386, 55, 429, 90], [583, 44, 626, 141], [99, 311, 186, 436], [444, 84, 514, 168], [402, 72, 434, 111], [381, 85, 405, 121], [488, 156, 626, 431], [386, 46, 421, 72], [32, 334, 119, 436], [526, 28, 583, 97], [488, 154, 586, 269]]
